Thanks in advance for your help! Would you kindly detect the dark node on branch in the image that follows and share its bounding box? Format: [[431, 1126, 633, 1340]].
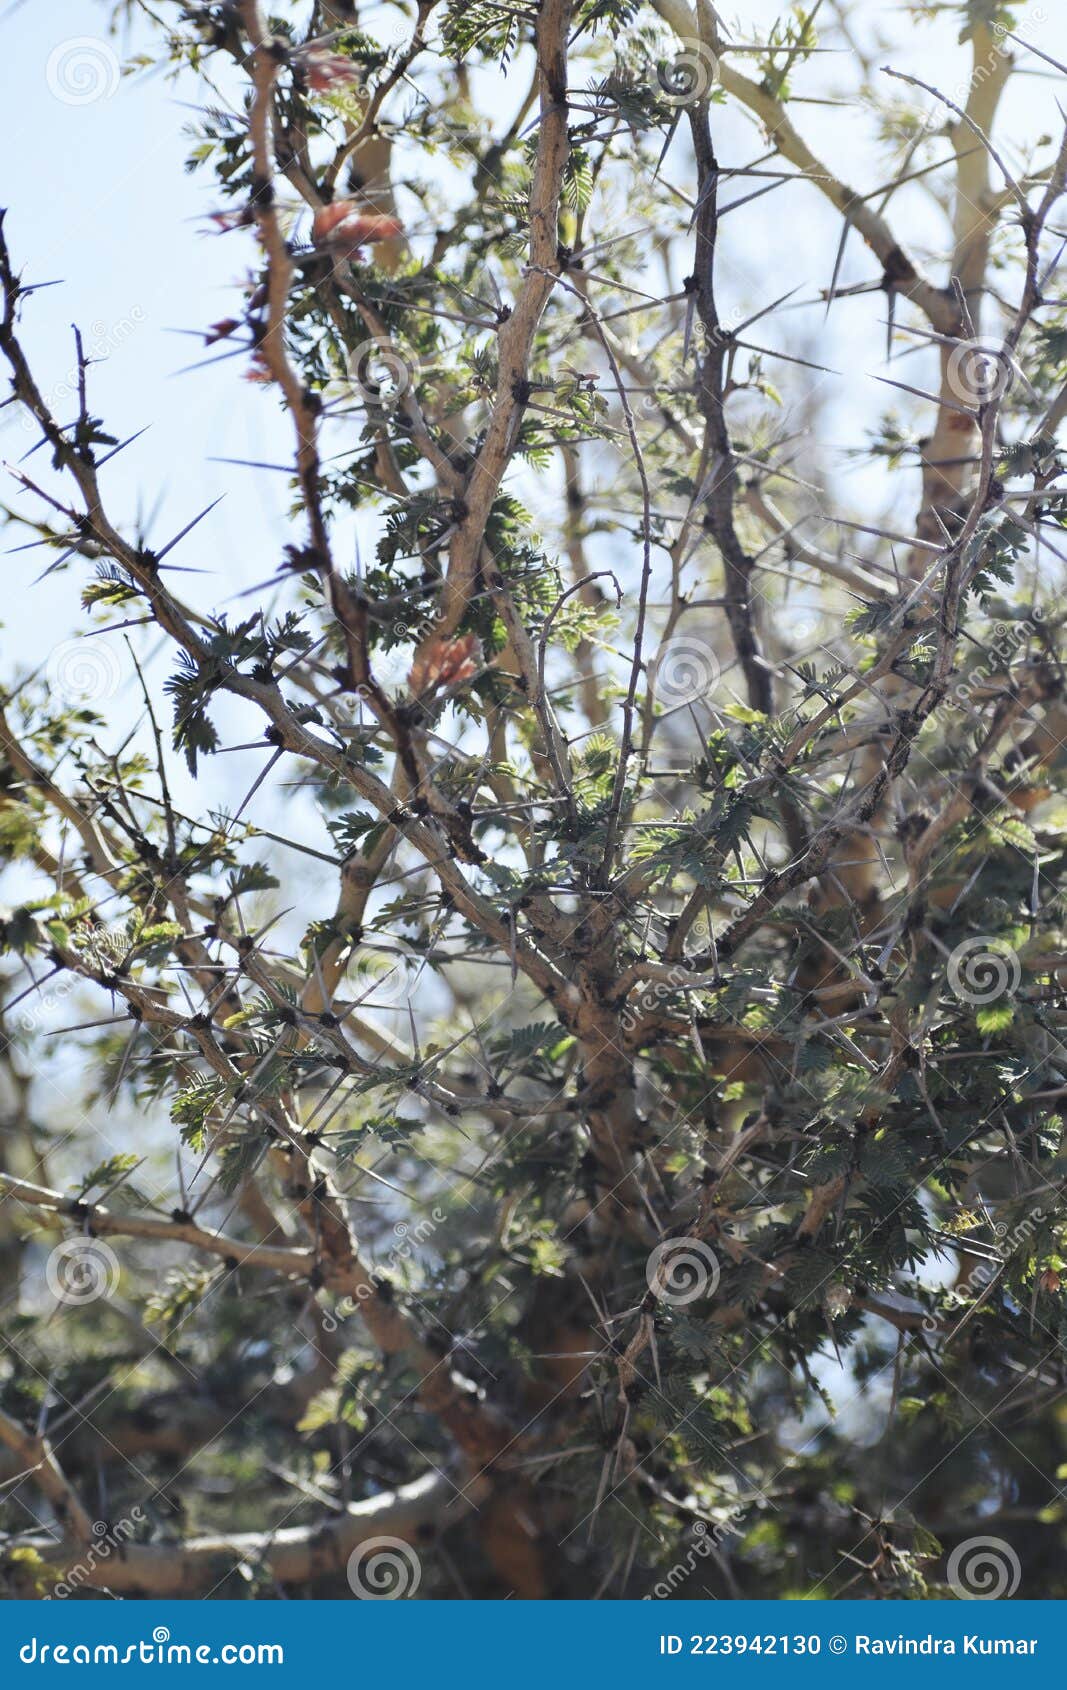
[[250, 176, 275, 210], [169, 1208, 193, 1225], [318, 1010, 339, 1028], [881, 245, 916, 290], [372, 1274, 394, 1302], [224, 1256, 240, 1272], [127, 1004, 143, 1022], [308, 1266, 325, 1291], [896, 810, 931, 846]]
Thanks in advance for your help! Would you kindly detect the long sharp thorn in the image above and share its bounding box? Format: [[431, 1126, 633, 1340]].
[[98, 426, 151, 466], [825, 215, 853, 318], [157, 494, 225, 560]]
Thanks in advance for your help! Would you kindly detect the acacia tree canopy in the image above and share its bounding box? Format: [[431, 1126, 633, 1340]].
[[3, 0, 1067, 1602]]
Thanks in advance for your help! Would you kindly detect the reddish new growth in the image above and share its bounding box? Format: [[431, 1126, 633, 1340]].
[[311, 200, 404, 257], [408, 633, 482, 697], [295, 47, 366, 92]]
